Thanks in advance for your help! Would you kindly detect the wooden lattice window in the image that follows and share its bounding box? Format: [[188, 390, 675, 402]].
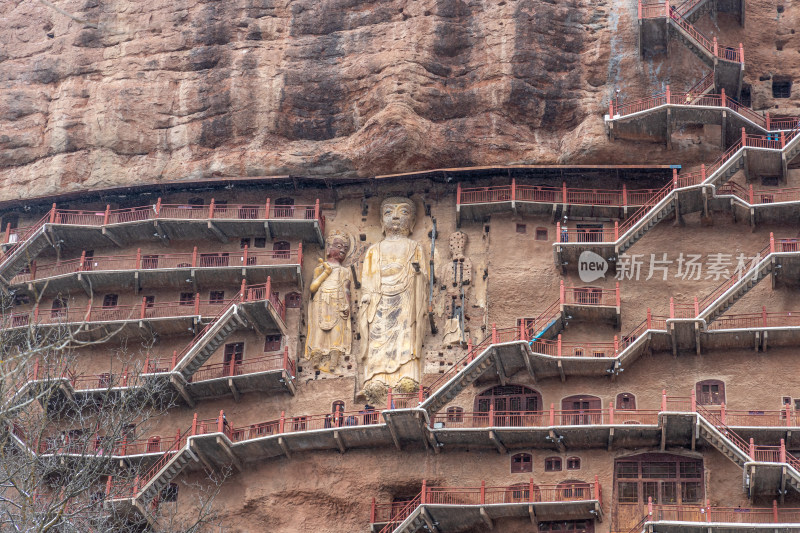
[[209, 291, 225, 304], [696, 380, 725, 405], [286, 292, 302, 308], [567, 457, 581, 470], [545, 457, 562, 472], [511, 453, 533, 473], [616, 393, 636, 410], [264, 334, 282, 352]]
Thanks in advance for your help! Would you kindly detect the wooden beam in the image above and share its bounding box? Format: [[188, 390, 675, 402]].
[[479, 507, 494, 530], [228, 378, 240, 402], [521, 346, 535, 382], [278, 436, 291, 458], [77, 274, 92, 297], [607, 428, 615, 451], [170, 375, 195, 408], [215, 436, 242, 472], [494, 353, 507, 386], [101, 227, 123, 247], [152, 221, 170, 247], [383, 413, 403, 451], [549, 429, 566, 453], [557, 360, 565, 383], [207, 221, 229, 243], [488, 430, 507, 454], [333, 430, 346, 454], [528, 504, 536, 524]]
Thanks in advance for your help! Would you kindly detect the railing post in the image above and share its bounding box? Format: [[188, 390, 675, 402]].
[[614, 220, 619, 240], [781, 131, 786, 148], [648, 496, 653, 516], [489, 404, 495, 427], [192, 246, 198, 268], [106, 477, 113, 497], [298, 242, 303, 266], [480, 481, 485, 505], [614, 335, 619, 356], [705, 499, 710, 521], [609, 403, 615, 425], [519, 320, 526, 342], [456, 182, 462, 208], [786, 403, 793, 428], [622, 184, 627, 207], [615, 282, 621, 307], [770, 232, 776, 254], [742, 127, 746, 147], [665, 84, 671, 104], [242, 244, 249, 267], [691, 389, 696, 412], [672, 168, 678, 189], [240, 279, 247, 300], [265, 198, 271, 218], [693, 296, 699, 316], [549, 403, 555, 425], [556, 221, 561, 243], [739, 42, 744, 63], [217, 410, 224, 433], [192, 413, 198, 436], [79, 250, 86, 272], [209, 198, 216, 219], [593, 475, 600, 501], [713, 37, 718, 57], [511, 178, 516, 204], [780, 439, 786, 463], [335, 404, 341, 427], [387, 388, 393, 410], [773, 500, 779, 523], [701, 164, 706, 181], [282, 346, 289, 372], [661, 390, 667, 412], [467, 337, 473, 361], [562, 181, 567, 204], [528, 477, 535, 502], [155, 198, 162, 217], [418, 384, 424, 405], [766, 111, 771, 130], [749, 437, 755, 459], [609, 100, 614, 118], [720, 402, 726, 424], [135, 248, 142, 269], [314, 199, 320, 221], [140, 296, 147, 319], [721, 88, 726, 107], [50, 203, 57, 223], [103, 205, 111, 225], [647, 307, 652, 329], [669, 297, 675, 319], [557, 334, 562, 358], [279, 411, 285, 433], [171, 350, 178, 369], [748, 184, 754, 204], [143, 355, 150, 374], [421, 480, 427, 504], [265, 276, 272, 303], [194, 292, 200, 316], [560, 280, 565, 305], [492, 323, 498, 344], [762, 306, 768, 327], [370, 498, 376, 524]]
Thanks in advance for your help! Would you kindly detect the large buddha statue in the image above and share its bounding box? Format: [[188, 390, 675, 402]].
[[358, 197, 428, 397]]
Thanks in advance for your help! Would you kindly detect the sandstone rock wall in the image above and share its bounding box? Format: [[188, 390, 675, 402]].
[[0, 0, 798, 200]]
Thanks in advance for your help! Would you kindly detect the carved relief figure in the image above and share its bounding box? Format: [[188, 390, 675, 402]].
[[359, 197, 428, 396], [442, 231, 472, 345], [305, 230, 352, 372]]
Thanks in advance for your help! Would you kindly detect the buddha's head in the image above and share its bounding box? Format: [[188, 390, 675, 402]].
[[325, 230, 351, 263], [380, 197, 416, 237]]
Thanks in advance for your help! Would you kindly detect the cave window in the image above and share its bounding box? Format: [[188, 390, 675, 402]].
[[773, 79, 792, 98], [187, 197, 204, 208], [1, 214, 19, 230], [616, 393, 636, 410], [179, 292, 195, 306], [446, 406, 464, 423], [511, 453, 533, 473], [264, 334, 282, 352], [567, 457, 581, 470], [739, 84, 751, 107], [536, 227, 549, 240], [209, 291, 225, 304], [102, 294, 118, 308], [516, 224, 527, 234], [696, 380, 725, 405], [545, 457, 562, 472], [285, 292, 302, 308]]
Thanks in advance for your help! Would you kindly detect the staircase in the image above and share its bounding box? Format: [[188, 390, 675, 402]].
[[175, 304, 242, 380], [698, 250, 774, 322], [0, 223, 51, 283], [675, 0, 713, 23], [421, 345, 498, 415], [617, 189, 675, 254], [139, 449, 193, 501]]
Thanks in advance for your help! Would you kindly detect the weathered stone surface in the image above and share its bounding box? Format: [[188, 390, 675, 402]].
[[0, 0, 797, 200]]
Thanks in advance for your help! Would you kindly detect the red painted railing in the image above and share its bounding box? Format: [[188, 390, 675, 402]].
[[0, 198, 323, 260], [459, 182, 662, 208], [10, 247, 302, 285], [191, 349, 293, 382], [374, 480, 600, 532]]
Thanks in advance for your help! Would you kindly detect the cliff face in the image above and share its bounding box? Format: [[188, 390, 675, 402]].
[[0, 0, 797, 200]]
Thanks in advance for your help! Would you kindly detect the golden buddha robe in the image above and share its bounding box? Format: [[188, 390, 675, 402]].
[[305, 266, 352, 363], [359, 238, 428, 389]]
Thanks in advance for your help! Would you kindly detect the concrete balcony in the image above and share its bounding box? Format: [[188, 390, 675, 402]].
[[10, 246, 303, 296]]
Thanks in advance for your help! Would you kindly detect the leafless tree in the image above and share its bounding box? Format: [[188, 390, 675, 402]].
[[0, 289, 228, 532]]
